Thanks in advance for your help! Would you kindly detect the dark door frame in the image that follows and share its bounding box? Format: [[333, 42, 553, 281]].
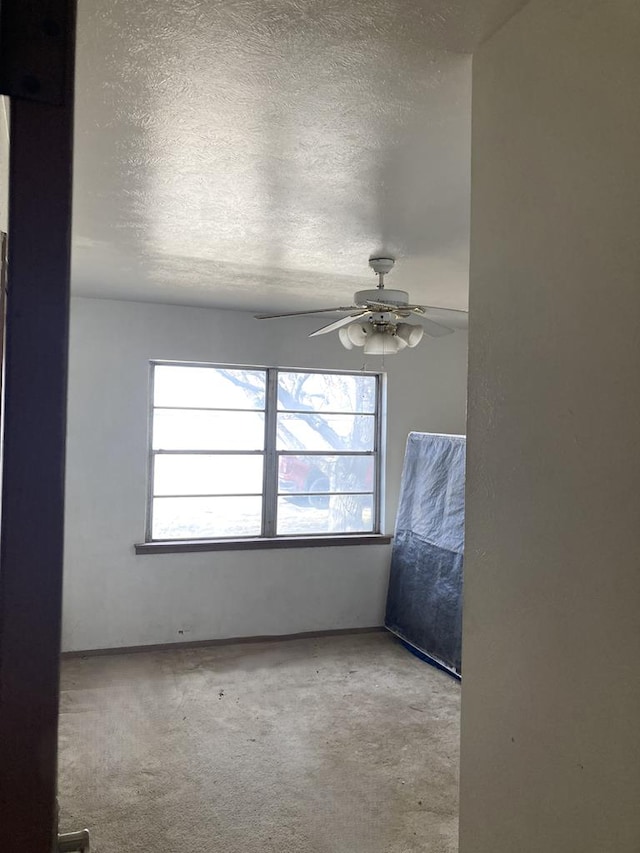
[[0, 1, 76, 849]]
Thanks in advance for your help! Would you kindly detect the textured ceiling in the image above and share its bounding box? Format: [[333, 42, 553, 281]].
[[72, 0, 528, 313]]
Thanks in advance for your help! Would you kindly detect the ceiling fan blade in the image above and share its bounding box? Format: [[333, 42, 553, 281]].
[[309, 312, 371, 337], [255, 306, 357, 319], [421, 305, 468, 314], [362, 301, 467, 314], [365, 302, 410, 312], [420, 305, 469, 330], [390, 305, 469, 315], [421, 317, 455, 337]]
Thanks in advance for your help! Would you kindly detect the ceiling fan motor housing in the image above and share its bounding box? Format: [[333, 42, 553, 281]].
[[355, 288, 410, 306]]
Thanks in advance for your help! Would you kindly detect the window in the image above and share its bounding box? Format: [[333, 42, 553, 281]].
[[147, 362, 383, 542]]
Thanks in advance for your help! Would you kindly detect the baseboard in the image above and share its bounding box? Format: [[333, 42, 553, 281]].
[[61, 625, 386, 659]]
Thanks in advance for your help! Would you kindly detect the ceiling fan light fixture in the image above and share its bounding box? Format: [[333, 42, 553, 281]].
[[338, 327, 354, 349], [347, 323, 368, 346], [363, 329, 400, 355], [396, 322, 425, 348]]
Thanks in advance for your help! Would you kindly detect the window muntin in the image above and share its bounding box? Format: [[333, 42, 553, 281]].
[[148, 363, 381, 541]]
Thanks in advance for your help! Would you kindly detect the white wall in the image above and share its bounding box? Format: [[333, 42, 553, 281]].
[[460, 2, 640, 851], [62, 296, 468, 651]]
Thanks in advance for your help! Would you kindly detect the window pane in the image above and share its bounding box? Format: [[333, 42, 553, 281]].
[[152, 496, 262, 539], [278, 455, 374, 495], [154, 455, 263, 496], [153, 410, 264, 451], [278, 371, 376, 413], [277, 494, 374, 535], [154, 365, 266, 410], [276, 413, 375, 452]]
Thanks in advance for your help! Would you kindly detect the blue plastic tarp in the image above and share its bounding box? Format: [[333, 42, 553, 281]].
[[385, 432, 466, 675]]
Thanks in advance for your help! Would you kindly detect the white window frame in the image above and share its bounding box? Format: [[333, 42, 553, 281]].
[[144, 361, 385, 545]]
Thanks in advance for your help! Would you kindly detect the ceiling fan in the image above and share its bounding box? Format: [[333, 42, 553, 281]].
[[255, 257, 468, 355]]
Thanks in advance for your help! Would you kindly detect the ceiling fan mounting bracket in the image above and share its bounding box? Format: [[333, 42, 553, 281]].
[[368, 257, 395, 276]]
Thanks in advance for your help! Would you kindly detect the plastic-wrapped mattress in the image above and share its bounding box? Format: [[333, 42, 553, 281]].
[[385, 432, 466, 676]]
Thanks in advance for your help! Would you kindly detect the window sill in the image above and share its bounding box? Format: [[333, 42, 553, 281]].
[[135, 534, 392, 555]]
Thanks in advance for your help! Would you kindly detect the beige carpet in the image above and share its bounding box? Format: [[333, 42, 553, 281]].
[[58, 632, 460, 853]]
